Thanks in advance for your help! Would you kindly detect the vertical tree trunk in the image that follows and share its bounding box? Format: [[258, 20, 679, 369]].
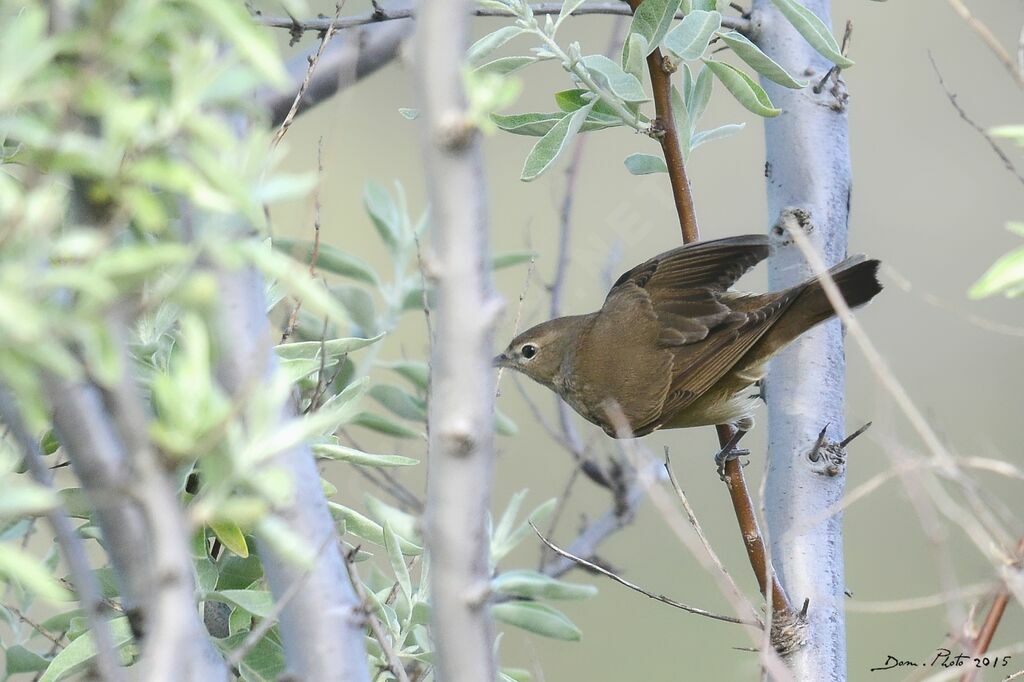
[[750, 1, 851, 679], [415, 0, 500, 678]]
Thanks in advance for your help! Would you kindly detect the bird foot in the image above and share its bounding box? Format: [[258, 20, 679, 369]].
[[715, 446, 750, 480]]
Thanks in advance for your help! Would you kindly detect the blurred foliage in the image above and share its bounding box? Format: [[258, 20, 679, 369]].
[[0, 0, 590, 680]]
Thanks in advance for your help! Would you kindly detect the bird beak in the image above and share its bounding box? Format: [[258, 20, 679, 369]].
[[493, 353, 508, 368]]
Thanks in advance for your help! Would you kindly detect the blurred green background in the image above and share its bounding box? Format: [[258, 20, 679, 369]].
[[269, 0, 1023, 679]]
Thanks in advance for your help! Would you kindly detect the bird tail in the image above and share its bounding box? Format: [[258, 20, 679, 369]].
[[794, 256, 883, 328]]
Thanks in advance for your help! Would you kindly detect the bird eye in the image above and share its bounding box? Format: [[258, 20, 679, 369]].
[[520, 344, 537, 360]]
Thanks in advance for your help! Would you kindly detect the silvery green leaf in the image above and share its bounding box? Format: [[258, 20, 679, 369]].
[[990, 125, 1024, 144], [274, 333, 385, 361], [716, 30, 806, 88], [474, 56, 538, 76], [0, 485, 58, 518], [467, 26, 526, 67], [312, 444, 419, 467], [556, 0, 589, 30], [662, 10, 721, 61], [492, 602, 581, 641], [334, 285, 376, 335], [703, 59, 781, 117], [624, 153, 668, 175], [328, 502, 422, 554], [492, 570, 598, 600], [622, 33, 648, 83], [207, 590, 274, 618], [369, 384, 427, 421], [670, 84, 692, 159], [492, 112, 566, 136], [380, 360, 429, 390], [363, 181, 403, 252], [365, 495, 421, 545], [399, 108, 420, 120], [5, 644, 49, 674], [581, 55, 650, 102], [691, 122, 746, 150], [686, 63, 713, 125], [693, 0, 716, 9], [532, 47, 557, 59], [623, 0, 681, 62], [351, 411, 425, 439], [520, 102, 594, 182], [383, 522, 412, 603], [492, 251, 536, 269], [271, 238, 380, 286], [769, 0, 853, 68], [37, 617, 133, 682], [0, 544, 72, 603], [495, 408, 519, 436], [240, 242, 350, 325], [969, 237, 1024, 299]]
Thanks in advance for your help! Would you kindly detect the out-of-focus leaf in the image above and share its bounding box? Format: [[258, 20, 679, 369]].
[[0, 484, 58, 518], [467, 26, 525, 66], [312, 444, 418, 467], [0, 544, 72, 602], [623, 153, 668, 175], [328, 502, 422, 554], [492, 570, 597, 600], [365, 495, 421, 545], [970, 235, 1024, 299], [474, 56, 538, 76], [272, 238, 379, 286], [218, 631, 285, 682], [769, 0, 854, 68], [492, 601, 581, 641], [38, 616, 133, 682], [351, 412, 425, 440], [210, 521, 249, 558], [207, 590, 273, 618], [369, 384, 427, 421], [274, 333, 385, 361], [363, 182, 404, 252], [6, 644, 49, 674], [383, 522, 412, 603], [380, 360, 429, 391], [492, 251, 537, 270], [334, 286, 377, 335], [703, 59, 781, 117], [495, 409, 519, 436]]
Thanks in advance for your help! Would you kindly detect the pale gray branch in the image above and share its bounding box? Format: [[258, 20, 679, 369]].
[[415, 0, 500, 676]]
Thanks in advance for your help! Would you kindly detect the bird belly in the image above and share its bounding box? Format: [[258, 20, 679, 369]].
[[661, 388, 760, 429]]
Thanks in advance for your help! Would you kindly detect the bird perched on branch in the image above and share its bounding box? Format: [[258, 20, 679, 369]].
[[494, 234, 881, 466]]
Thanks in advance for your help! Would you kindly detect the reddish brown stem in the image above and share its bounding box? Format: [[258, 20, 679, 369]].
[[961, 537, 1024, 682], [717, 425, 793, 615], [625, 0, 699, 243]]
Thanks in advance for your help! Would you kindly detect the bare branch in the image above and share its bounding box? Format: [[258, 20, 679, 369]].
[[414, 0, 500, 676], [945, 0, 1024, 88], [531, 522, 757, 626], [0, 384, 124, 682], [343, 549, 412, 682]]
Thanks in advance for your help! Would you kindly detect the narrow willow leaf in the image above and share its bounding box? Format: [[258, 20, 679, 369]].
[[313, 444, 419, 467], [467, 26, 525, 67], [363, 182, 403, 252], [495, 408, 519, 436], [990, 125, 1024, 144], [6, 644, 49, 674], [218, 632, 285, 682], [670, 84, 692, 159], [492, 251, 536, 269], [704, 59, 781, 117], [716, 31, 806, 88], [272, 238, 379, 286], [662, 10, 721, 61], [38, 617, 133, 682], [328, 502, 422, 554], [623, 153, 668, 175], [351, 411, 424, 439], [556, 0, 590, 30], [239, 243, 350, 326], [492, 570, 598, 600], [969, 245, 1024, 299], [553, 89, 621, 120], [691, 122, 746, 150], [369, 384, 427, 421], [208, 590, 274, 618], [380, 360, 429, 390], [209, 521, 250, 558], [474, 56, 538, 76], [624, 0, 681, 62], [365, 496, 421, 545], [687, 63, 713, 125], [581, 55, 650, 103], [769, 0, 854, 68], [622, 33, 648, 82], [492, 602, 582, 641], [520, 103, 594, 182], [492, 112, 565, 136], [0, 545, 72, 602], [383, 523, 412, 603], [274, 332, 385, 361]]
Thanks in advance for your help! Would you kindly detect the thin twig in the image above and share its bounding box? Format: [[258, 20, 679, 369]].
[[282, 138, 326, 344], [530, 522, 755, 626], [960, 537, 1024, 682], [257, 4, 749, 35], [343, 549, 411, 682], [945, 0, 1024, 89], [0, 384, 124, 682], [928, 53, 1024, 187]]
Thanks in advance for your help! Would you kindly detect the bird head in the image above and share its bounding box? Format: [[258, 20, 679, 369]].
[[493, 316, 585, 388]]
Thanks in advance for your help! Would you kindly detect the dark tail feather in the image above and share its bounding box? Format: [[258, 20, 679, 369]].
[[796, 256, 883, 328]]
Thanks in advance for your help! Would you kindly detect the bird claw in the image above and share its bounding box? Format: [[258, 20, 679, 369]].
[[715, 446, 750, 480]]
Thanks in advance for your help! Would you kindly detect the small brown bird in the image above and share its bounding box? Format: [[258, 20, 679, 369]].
[[495, 235, 881, 461]]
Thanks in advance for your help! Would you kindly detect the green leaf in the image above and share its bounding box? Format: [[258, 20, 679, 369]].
[[312, 443, 419, 467], [0, 544, 72, 602], [399, 108, 420, 120], [493, 251, 537, 270], [492, 570, 598, 600], [556, 0, 590, 30], [38, 617, 133, 682], [274, 333, 385, 361], [492, 601, 582, 641], [704, 59, 781, 117], [662, 10, 721, 61], [990, 125, 1024, 144], [468, 27, 525, 67], [521, 103, 594, 182], [691, 122, 746, 150], [238, 242, 351, 326], [769, 0, 854, 68], [369, 384, 427, 421], [218, 631, 285, 682], [383, 522, 412, 603], [207, 590, 273, 618], [210, 521, 250, 558], [553, 89, 627, 121], [492, 112, 566, 137], [363, 182, 404, 252], [686, 64, 713, 127], [581, 55, 650, 103], [0, 484, 59, 518], [474, 56, 538, 76], [624, 153, 668, 175], [622, 33, 649, 83], [6, 644, 49, 674], [970, 244, 1024, 298], [334, 285, 377, 335], [351, 411, 425, 439], [272, 239, 379, 286], [716, 31, 806, 88], [495, 408, 519, 436], [365, 495, 421, 545], [624, 0, 681, 63], [381, 360, 429, 390], [329, 502, 422, 554]]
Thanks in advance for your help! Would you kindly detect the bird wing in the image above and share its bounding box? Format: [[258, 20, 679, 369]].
[[600, 236, 790, 435]]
